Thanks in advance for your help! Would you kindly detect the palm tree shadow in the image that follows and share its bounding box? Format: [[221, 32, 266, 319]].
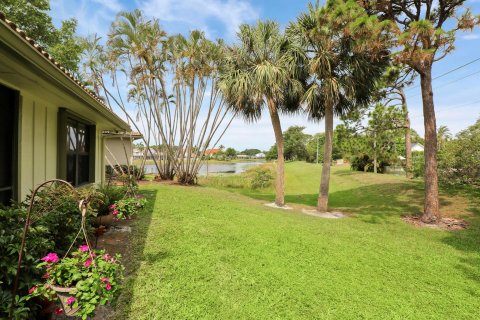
[[287, 180, 457, 224]]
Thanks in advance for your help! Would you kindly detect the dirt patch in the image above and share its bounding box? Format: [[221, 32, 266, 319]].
[[302, 209, 348, 219], [403, 215, 468, 230]]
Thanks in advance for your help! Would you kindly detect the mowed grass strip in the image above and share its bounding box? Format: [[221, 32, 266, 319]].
[[114, 163, 480, 319]]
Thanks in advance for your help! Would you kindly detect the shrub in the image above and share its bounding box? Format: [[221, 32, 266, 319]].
[[96, 185, 127, 216], [111, 197, 146, 220], [242, 164, 275, 190], [412, 151, 424, 178], [0, 206, 53, 319]]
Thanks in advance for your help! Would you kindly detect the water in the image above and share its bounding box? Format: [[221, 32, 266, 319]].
[[143, 161, 265, 176]]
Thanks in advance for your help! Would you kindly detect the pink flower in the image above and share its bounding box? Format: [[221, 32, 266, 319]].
[[54, 308, 64, 315], [42, 273, 49, 279], [109, 204, 117, 209], [41, 253, 59, 264], [105, 283, 112, 291], [100, 277, 109, 282], [66, 296, 75, 305], [79, 245, 89, 252], [84, 258, 93, 268], [28, 286, 37, 294], [113, 210, 119, 215]]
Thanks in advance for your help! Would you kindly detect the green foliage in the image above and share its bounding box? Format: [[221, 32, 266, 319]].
[[0, 0, 83, 72], [112, 197, 147, 220], [412, 151, 425, 178], [96, 185, 127, 216], [438, 119, 480, 186], [283, 126, 310, 161], [0, 207, 52, 319], [306, 133, 325, 163], [29, 249, 123, 319], [239, 149, 261, 156], [265, 144, 278, 161], [242, 165, 275, 190], [224, 148, 237, 158]]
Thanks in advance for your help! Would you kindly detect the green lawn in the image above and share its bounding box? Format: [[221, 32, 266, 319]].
[[113, 162, 480, 319]]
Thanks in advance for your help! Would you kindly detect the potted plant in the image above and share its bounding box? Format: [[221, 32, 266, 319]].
[[28, 246, 123, 319]]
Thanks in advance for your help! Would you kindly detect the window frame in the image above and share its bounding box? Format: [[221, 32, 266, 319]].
[[57, 108, 96, 186]]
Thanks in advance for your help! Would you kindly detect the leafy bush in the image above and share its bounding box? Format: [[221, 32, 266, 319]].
[[111, 197, 147, 220], [242, 165, 275, 189], [96, 185, 127, 216], [412, 151, 424, 178], [437, 121, 480, 186], [0, 206, 53, 319], [0, 185, 101, 318]]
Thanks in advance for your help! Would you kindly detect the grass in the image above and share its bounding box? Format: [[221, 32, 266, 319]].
[[112, 162, 480, 319]]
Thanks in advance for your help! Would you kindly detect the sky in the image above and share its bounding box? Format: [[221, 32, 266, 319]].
[[49, 0, 480, 151]]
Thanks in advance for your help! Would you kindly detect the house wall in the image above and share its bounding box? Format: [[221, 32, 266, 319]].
[[15, 90, 106, 200], [105, 138, 134, 166]]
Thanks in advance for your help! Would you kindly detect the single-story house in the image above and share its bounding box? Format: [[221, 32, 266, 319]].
[[104, 132, 142, 166], [412, 143, 424, 152], [204, 148, 221, 158], [0, 13, 130, 205], [255, 152, 266, 159]]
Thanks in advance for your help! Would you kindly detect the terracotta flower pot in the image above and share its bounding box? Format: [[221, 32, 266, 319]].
[[95, 212, 115, 226], [49, 284, 80, 316]]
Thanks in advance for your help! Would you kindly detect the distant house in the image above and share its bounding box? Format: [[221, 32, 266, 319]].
[[237, 154, 249, 159], [104, 132, 143, 166], [204, 148, 221, 158], [0, 13, 130, 205], [412, 143, 424, 152], [255, 152, 266, 159]]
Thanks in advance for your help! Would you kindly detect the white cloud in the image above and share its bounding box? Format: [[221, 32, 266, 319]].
[[138, 0, 259, 40], [461, 33, 480, 40], [50, 0, 123, 37]]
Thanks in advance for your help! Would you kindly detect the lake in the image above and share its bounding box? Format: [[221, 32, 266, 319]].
[[143, 161, 265, 176]]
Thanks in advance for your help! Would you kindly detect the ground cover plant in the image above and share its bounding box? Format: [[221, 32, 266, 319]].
[[112, 162, 480, 319]]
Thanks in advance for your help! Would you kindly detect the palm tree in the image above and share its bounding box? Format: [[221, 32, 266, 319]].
[[289, 0, 389, 212], [220, 20, 306, 207], [437, 125, 452, 150]]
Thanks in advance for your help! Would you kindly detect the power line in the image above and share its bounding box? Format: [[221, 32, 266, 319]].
[[408, 69, 480, 98], [411, 98, 480, 119], [405, 56, 480, 91]]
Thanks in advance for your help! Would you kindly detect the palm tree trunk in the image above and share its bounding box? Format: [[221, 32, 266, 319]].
[[400, 89, 413, 179], [373, 132, 378, 174], [318, 104, 333, 212], [267, 98, 285, 207], [420, 68, 440, 223]]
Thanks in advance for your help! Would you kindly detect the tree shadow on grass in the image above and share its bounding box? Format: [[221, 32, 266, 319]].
[[442, 205, 480, 284], [109, 189, 158, 319]]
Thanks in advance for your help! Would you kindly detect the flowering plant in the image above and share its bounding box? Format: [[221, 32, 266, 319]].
[[110, 196, 146, 220], [28, 246, 123, 319]]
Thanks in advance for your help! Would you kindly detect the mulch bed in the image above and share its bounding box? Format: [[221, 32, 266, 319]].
[[403, 215, 468, 230]]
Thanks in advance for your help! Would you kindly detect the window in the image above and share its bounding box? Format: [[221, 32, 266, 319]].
[[0, 84, 18, 205], [58, 109, 95, 186]]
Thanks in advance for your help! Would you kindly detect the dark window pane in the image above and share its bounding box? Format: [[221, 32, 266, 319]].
[[0, 84, 15, 205], [65, 118, 92, 186], [78, 155, 90, 185], [67, 153, 76, 185]]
